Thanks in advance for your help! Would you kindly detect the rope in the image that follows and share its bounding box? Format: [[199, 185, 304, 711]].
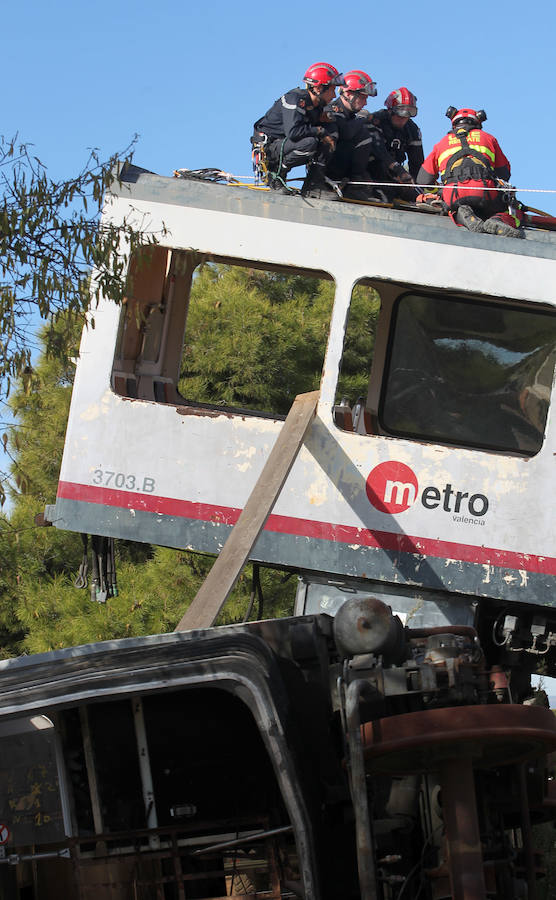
[[173, 169, 556, 195], [347, 181, 556, 195]]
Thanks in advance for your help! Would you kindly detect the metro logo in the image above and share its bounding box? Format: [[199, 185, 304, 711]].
[[366, 461, 489, 518], [366, 461, 418, 513]]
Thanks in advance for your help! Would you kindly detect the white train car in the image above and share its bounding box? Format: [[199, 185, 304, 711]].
[[46, 165, 556, 628], [1, 167, 555, 900]]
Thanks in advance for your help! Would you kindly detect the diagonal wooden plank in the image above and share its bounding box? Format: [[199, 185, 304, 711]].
[[175, 390, 320, 631]]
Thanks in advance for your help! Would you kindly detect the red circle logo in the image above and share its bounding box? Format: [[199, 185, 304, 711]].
[[366, 461, 419, 514]]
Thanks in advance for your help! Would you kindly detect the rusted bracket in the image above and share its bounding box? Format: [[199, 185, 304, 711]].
[[175, 390, 320, 632]]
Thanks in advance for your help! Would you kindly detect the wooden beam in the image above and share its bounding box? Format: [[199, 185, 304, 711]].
[[175, 390, 320, 631]]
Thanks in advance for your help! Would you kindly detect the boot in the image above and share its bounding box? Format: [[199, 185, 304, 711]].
[[455, 205, 485, 233], [483, 216, 524, 239], [267, 167, 292, 194], [343, 176, 388, 202], [301, 165, 340, 200]]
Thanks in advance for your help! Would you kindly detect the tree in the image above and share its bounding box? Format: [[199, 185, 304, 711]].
[[0, 135, 158, 505], [180, 265, 337, 414], [2, 266, 379, 654]]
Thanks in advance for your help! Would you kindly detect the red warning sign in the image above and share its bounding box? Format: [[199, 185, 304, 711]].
[[0, 824, 10, 845]]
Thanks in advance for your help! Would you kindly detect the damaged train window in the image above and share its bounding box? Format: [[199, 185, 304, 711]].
[[333, 283, 381, 433], [56, 688, 300, 899], [112, 246, 334, 417], [381, 293, 556, 455]]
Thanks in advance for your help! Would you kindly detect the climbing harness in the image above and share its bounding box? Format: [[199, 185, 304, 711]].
[[251, 133, 270, 186], [441, 132, 499, 212]]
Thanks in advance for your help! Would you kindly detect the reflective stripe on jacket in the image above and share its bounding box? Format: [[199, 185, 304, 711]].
[[420, 129, 511, 181]]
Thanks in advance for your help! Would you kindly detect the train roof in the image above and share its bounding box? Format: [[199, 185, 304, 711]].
[[116, 163, 556, 262]]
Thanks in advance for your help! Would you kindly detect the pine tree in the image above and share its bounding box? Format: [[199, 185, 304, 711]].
[[3, 267, 379, 653]]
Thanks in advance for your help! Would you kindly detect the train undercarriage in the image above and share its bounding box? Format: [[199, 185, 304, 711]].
[[1, 592, 556, 900]]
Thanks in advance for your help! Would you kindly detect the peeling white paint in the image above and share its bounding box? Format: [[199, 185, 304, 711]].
[[234, 446, 257, 460], [80, 404, 100, 422], [307, 477, 328, 506]]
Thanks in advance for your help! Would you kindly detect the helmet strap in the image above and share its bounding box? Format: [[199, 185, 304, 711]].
[[307, 84, 326, 105]]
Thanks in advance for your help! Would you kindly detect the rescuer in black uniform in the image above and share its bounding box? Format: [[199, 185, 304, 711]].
[[252, 62, 343, 199], [323, 69, 382, 200], [362, 88, 424, 200]]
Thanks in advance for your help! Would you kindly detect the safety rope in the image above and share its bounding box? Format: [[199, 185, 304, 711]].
[[173, 169, 556, 195]]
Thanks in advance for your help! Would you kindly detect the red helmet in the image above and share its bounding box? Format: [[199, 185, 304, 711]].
[[385, 87, 418, 117], [342, 69, 377, 97], [448, 107, 487, 129], [303, 62, 344, 88]]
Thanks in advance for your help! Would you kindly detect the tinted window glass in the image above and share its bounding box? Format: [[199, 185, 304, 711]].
[[381, 294, 556, 455]]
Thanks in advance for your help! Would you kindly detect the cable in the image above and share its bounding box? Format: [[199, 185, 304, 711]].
[[172, 168, 556, 195], [242, 564, 264, 622], [397, 824, 443, 900]]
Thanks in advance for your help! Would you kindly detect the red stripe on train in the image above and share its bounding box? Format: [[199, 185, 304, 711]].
[[56, 481, 556, 577]]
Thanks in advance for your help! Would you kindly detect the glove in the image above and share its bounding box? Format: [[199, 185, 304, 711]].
[[320, 109, 335, 123], [416, 192, 446, 210], [389, 162, 414, 184], [321, 134, 337, 152]]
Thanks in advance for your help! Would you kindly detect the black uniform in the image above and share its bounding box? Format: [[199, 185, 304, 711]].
[[362, 108, 424, 196], [323, 97, 373, 181], [253, 88, 337, 177]]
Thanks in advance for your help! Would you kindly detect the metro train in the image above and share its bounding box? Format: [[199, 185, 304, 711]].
[[0, 166, 555, 898]]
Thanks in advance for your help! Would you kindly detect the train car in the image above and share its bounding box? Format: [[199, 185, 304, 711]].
[[0, 167, 555, 898]]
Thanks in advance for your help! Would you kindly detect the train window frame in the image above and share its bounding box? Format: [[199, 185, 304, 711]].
[[111, 246, 336, 419], [379, 290, 556, 457]]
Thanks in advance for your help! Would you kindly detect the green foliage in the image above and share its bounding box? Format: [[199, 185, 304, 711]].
[[0, 135, 162, 510], [180, 265, 335, 415], [336, 283, 381, 404], [15, 551, 296, 654], [3, 266, 379, 654]]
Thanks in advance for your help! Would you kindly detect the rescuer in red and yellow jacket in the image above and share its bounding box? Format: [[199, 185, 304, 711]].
[[416, 107, 523, 238]]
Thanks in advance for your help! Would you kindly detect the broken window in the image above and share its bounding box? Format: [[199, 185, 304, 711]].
[[112, 248, 334, 418]]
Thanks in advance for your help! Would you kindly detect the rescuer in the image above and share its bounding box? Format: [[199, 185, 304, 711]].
[[252, 62, 342, 199], [361, 88, 423, 200], [323, 70, 379, 200], [416, 107, 523, 237]]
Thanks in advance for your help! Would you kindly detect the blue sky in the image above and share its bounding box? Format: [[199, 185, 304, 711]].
[[2, 0, 556, 485], [2, 0, 556, 215], [2, 0, 555, 698]]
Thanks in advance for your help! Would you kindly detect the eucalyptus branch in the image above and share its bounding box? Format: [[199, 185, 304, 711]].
[[0, 134, 161, 393]]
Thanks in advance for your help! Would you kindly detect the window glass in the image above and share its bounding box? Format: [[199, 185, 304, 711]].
[[381, 293, 556, 455]]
